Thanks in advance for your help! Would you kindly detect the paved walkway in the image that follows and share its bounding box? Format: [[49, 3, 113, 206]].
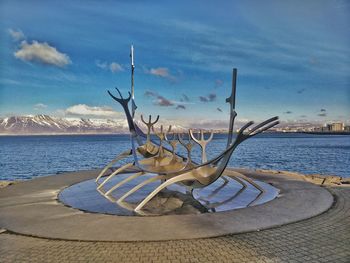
[[0, 186, 349, 263]]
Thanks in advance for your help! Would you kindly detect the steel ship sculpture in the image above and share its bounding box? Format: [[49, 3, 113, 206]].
[[96, 46, 279, 214]]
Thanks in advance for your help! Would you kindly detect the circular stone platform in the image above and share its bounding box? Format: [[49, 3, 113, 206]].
[[0, 168, 333, 241], [58, 174, 279, 216]]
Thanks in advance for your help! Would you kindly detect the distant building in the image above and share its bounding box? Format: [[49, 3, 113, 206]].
[[313, 126, 329, 132], [312, 122, 347, 132], [327, 122, 344, 132]]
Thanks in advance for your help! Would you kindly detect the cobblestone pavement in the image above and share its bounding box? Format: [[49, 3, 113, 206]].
[[0, 187, 349, 263]]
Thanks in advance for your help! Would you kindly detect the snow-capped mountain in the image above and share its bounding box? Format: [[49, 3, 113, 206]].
[[0, 115, 187, 135], [0, 115, 130, 134]]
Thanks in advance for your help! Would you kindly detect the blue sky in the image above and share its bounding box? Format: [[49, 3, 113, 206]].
[[0, 0, 349, 127]]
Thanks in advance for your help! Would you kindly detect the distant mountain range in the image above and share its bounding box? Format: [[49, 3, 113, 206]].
[[0, 115, 187, 135]]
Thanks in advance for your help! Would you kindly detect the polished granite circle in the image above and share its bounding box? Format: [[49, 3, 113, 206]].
[[58, 173, 280, 216], [0, 169, 334, 241]]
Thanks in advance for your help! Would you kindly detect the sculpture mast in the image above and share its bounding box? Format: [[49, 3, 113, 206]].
[[130, 45, 137, 118], [226, 68, 238, 147]]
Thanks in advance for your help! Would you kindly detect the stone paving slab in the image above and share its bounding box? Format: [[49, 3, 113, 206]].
[[0, 187, 348, 262], [0, 169, 333, 241]]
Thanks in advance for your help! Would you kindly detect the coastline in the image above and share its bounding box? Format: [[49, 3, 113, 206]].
[[3, 131, 349, 136], [2, 131, 350, 137], [0, 132, 131, 136], [302, 131, 350, 135], [254, 169, 350, 186]]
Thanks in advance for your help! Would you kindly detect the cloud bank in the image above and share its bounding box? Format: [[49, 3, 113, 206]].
[[8, 28, 25, 41], [144, 90, 176, 107], [34, 103, 48, 110], [96, 61, 124, 73], [215, 79, 223, 88], [65, 104, 120, 118], [150, 67, 169, 77], [180, 94, 190, 102], [146, 67, 176, 81], [155, 95, 174, 107], [318, 108, 327, 117], [14, 41, 71, 67], [176, 105, 186, 110], [199, 93, 216, 102]]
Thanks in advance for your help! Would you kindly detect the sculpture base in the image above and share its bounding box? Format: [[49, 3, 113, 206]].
[[58, 173, 279, 216], [0, 169, 334, 241]]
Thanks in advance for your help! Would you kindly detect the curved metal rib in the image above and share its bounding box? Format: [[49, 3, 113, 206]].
[[104, 172, 145, 196], [95, 149, 132, 184], [97, 163, 134, 190], [134, 172, 194, 212], [116, 175, 166, 203]]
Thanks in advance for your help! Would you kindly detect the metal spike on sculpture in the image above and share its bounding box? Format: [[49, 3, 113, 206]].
[[96, 46, 279, 215], [130, 45, 137, 118]]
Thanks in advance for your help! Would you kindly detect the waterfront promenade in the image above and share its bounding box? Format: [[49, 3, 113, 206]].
[[0, 171, 349, 262]]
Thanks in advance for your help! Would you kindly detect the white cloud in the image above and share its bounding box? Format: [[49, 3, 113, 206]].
[[53, 109, 66, 117], [96, 61, 108, 69], [34, 103, 48, 110], [145, 67, 177, 81], [149, 67, 170, 77], [65, 104, 120, 118], [8, 28, 25, 41], [14, 41, 71, 67], [109, 62, 123, 73], [96, 60, 124, 73]]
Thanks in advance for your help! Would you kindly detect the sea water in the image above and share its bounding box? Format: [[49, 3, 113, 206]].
[[0, 133, 349, 180]]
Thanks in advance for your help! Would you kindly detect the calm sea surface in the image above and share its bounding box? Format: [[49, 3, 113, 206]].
[[0, 133, 349, 180]]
